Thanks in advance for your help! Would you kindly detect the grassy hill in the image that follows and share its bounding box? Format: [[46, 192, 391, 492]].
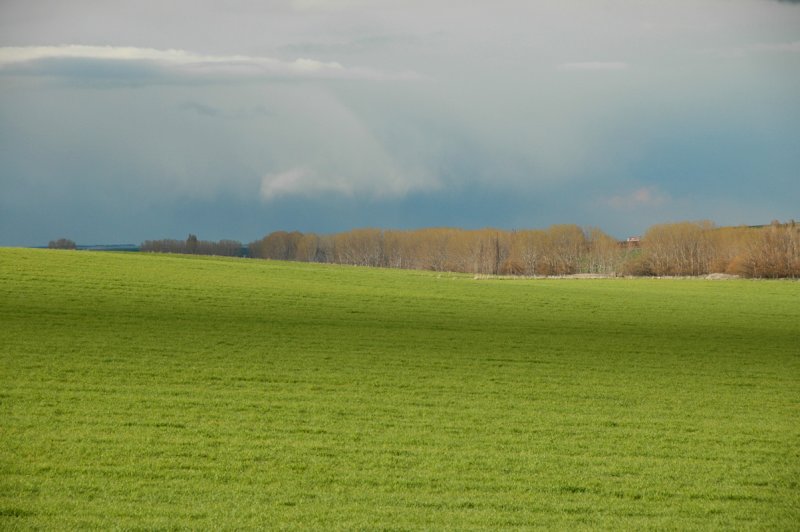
[[1, 248, 798, 528]]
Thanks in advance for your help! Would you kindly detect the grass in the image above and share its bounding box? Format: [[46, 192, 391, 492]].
[[1, 248, 799, 529]]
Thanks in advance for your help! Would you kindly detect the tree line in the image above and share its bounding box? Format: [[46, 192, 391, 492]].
[[140, 234, 245, 257], [134, 220, 799, 278], [48, 238, 77, 249], [245, 221, 800, 278]]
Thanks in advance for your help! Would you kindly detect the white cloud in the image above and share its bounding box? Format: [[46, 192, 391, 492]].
[[260, 167, 351, 200], [255, 84, 441, 203], [0, 44, 408, 80], [558, 61, 630, 71], [0, 45, 265, 68], [605, 186, 670, 210], [259, 165, 438, 202]]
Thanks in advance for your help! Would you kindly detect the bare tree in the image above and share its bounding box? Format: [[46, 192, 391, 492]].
[[642, 221, 715, 276], [48, 238, 77, 250], [586, 228, 622, 275]]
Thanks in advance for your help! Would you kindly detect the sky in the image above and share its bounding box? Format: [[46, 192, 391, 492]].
[[1, 0, 799, 245]]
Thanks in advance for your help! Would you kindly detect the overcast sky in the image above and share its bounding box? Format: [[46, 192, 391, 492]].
[[1, 0, 798, 245]]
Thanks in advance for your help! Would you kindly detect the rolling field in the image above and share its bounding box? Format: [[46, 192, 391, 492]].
[[1, 248, 799, 529]]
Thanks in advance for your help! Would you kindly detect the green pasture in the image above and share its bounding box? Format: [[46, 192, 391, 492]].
[[1, 248, 798, 529]]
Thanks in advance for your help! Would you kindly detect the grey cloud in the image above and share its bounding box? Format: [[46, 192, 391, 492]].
[[558, 61, 629, 71], [1, 57, 168, 87], [178, 101, 274, 120], [178, 101, 220, 117], [279, 34, 425, 56]]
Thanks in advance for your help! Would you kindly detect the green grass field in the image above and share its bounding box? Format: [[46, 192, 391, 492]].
[[1, 248, 799, 529]]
